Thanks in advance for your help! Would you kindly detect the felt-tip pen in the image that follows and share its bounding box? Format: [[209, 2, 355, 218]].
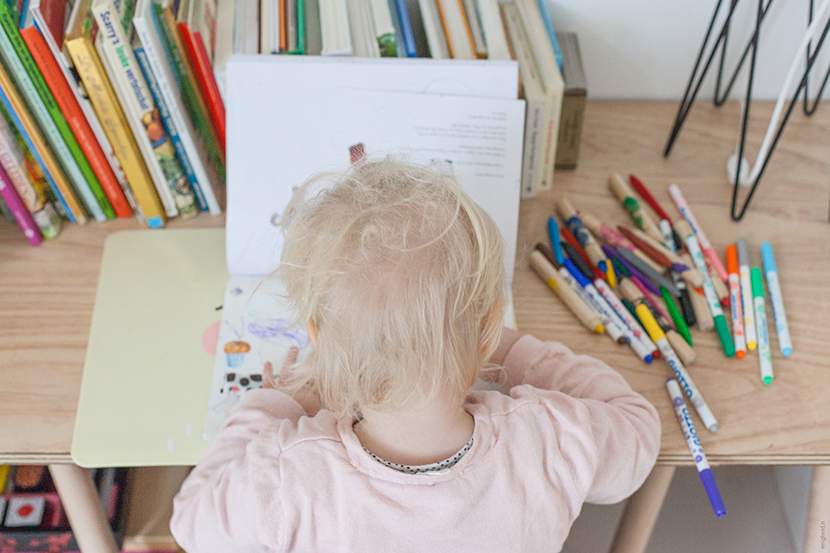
[[666, 378, 726, 517], [751, 267, 774, 385], [737, 239, 757, 350], [761, 242, 792, 357]]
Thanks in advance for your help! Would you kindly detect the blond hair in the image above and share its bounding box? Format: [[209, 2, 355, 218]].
[[277, 157, 506, 418]]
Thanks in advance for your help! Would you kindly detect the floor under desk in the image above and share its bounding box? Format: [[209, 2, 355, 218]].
[[0, 99, 828, 552]]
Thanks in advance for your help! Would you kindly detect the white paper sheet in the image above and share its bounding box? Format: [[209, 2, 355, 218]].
[[226, 85, 526, 283]]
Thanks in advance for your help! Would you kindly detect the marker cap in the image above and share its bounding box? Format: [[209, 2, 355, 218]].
[[713, 315, 736, 358], [761, 242, 778, 274], [751, 267, 765, 300], [698, 468, 727, 517], [726, 245, 739, 275], [737, 238, 750, 267], [547, 217, 565, 265]]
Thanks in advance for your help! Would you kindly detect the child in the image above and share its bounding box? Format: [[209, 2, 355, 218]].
[[171, 159, 661, 552]]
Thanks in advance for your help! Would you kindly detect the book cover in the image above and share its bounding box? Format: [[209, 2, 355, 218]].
[[153, 3, 225, 177], [92, 0, 198, 217], [20, 26, 133, 217], [416, 0, 448, 58], [30, 0, 140, 219], [554, 32, 586, 169], [460, 0, 485, 58], [134, 45, 208, 212], [0, 0, 114, 220], [501, 2, 545, 198], [212, 0, 232, 95], [368, 0, 395, 56], [474, 0, 509, 60], [318, 0, 351, 55], [0, 160, 41, 244], [134, 0, 223, 214], [178, 21, 225, 150], [434, 0, 475, 59], [65, 35, 166, 227], [0, 48, 85, 223], [515, 0, 562, 193], [0, 105, 61, 237]]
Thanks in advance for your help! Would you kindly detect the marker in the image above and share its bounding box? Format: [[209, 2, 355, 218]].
[[751, 267, 774, 385], [725, 245, 747, 359], [737, 239, 757, 350], [556, 197, 611, 276], [560, 240, 595, 282], [618, 225, 705, 288], [615, 246, 681, 297], [666, 378, 726, 517], [661, 286, 692, 346], [675, 220, 735, 358], [638, 303, 718, 432], [761, 242, 792, 357], [605, 246, 661, 296], [547, 217, 565, 265], [659, 219, 696, 327], [529, 250, 604, 334], [608, 173, 663, 241], [581, 212, 664, 274], [682, 253, 715, 331], [562, 258, 631, 347], [668, 183, 728, 284], [592, 274, 660, 362], [618, 276, 695, 366], [629, 174, 674, 222]]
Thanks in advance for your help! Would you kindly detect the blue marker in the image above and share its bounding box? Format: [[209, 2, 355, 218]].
[[666, 378, 726, 518], [761, 242, 792, 357], [547, 217, 564, 265]]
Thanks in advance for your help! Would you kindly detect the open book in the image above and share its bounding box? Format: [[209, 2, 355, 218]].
[[204, 55, 526, 439]]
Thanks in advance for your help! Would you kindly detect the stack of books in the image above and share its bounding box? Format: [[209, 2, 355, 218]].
[[0, 0, 587, 245], [0, 0, 226, 243]]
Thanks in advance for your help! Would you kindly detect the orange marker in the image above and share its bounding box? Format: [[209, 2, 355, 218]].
[[726, 245, 747, 358]]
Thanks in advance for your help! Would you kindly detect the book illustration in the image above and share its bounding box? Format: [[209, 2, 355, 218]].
[[140, 106, 196, 210], [204, 276, 310, 440]]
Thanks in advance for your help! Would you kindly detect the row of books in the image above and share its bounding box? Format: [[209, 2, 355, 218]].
[[214, 0, 587, 197], [0, 0, 226, 245]]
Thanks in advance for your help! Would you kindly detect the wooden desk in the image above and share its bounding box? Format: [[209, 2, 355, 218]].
[[1, 100, 828, 552]]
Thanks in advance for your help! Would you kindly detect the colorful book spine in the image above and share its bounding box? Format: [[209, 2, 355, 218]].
[[153, 3, 224, 178], [0, 0, 114, 220], [66, 36, 166, 227], [135, 46, 208, 211], [0, 52, 85, 223], [392, 0, 417, 57], [0, 108, 61, 237], [20, 26, 133, 218], [0, 162, 41, 245], [92, 0, 198, 217], [178, 22, 225, 151]]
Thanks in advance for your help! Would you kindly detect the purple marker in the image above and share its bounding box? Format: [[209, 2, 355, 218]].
[[602, 245, 661, 295], [666, 378, 726, 517]]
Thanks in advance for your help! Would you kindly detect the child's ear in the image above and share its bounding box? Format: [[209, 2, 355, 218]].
[[306, 319, 319, 347]]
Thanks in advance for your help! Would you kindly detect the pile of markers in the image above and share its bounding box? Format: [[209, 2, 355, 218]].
[[529, 173, 794, 517]]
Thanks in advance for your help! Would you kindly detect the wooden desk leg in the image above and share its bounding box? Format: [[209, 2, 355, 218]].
[[608, 465, 676, 553], [48, 464, 119, 553], [804, 465, 830, 553]]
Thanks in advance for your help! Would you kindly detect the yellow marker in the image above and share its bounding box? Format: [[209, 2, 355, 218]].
[[636, 304, 719, 433], [529, 250, 604, 334], [606, 262, 616, 289]]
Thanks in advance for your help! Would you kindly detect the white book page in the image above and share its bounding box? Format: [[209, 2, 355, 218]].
[[204, 275, 311, 440], [225, 83, 525, 285], [225, 54, 518, 99]]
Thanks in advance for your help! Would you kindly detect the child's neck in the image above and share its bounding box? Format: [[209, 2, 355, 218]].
[[354, 399, 475, 467]]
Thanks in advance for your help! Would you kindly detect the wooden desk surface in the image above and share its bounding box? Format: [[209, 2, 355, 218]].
[[2, 100, 828, 465]]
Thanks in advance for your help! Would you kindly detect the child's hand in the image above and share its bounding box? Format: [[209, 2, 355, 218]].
[[262, 347, 322, 416]]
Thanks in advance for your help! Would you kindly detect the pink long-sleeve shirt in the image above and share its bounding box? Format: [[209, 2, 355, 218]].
[[171, 335, 661, 552]]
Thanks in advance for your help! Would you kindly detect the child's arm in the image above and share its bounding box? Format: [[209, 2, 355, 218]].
[[170, 387, 306, 552], [499, 334, 661, 505]]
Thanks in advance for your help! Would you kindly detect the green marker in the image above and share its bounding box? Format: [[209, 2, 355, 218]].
[[661, 286, 692, 346], [675, 221, 735, 358], [751, 267, 773, 385]]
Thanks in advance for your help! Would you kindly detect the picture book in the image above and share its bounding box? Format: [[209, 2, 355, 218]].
[[203, 55, 524, 438]]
